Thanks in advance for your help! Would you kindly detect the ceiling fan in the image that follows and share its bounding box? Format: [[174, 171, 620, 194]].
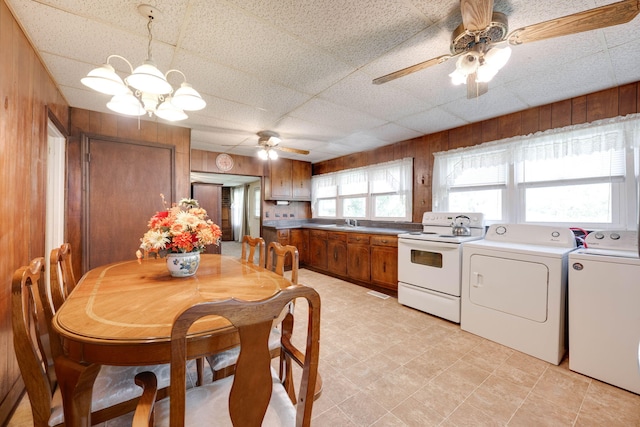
[[373, 0, 640, 98], [256, 131, 310, 160]]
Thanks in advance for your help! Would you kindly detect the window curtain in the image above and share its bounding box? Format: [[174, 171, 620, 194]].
[[232, 185, 245, 242], [433, 114, 640, 206]]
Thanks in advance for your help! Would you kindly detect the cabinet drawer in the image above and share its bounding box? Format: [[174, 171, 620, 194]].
[[328, 232, 347, 242], [277, 229, 290, 239], [309, 230, 328, 240], [347, 234, 370, 244], [371, 235, 397, 247]]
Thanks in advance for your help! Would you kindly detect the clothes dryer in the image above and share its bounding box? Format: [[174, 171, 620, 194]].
[[569, 230, 640, 394], [461, 224, 577, 364]]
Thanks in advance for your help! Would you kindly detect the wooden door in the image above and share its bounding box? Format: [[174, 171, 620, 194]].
[[191, 183, 223, 254], [83, 136, 175, 271]]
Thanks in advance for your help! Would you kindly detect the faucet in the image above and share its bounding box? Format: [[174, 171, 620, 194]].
[[345, 218, 358, 227]]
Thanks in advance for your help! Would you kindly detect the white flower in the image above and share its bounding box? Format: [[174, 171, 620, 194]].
[[140, 230, 170, 250]]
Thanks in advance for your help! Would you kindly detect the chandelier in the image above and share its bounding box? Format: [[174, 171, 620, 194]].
[[81, 5, 205, 122]]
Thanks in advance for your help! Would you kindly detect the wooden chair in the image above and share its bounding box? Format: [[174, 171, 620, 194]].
[[134, 284, 321, 427], [266, 241, 300, 285], [12, 257, 170, 426], [206, 241, 299, 380], [240, 235, 265, 266]]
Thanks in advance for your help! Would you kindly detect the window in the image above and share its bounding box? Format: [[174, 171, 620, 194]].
[[433, 115, 640, 229], [312, 158, 413, 221], [254, 187, 261, 218]]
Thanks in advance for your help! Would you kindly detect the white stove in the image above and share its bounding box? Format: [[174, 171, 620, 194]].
[[397, 212, 485, 322]]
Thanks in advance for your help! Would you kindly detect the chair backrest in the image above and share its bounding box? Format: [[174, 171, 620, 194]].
[[240, 235, 265, 266], [11, 257, 57, 426], [169, 284, 321, 426], [49, 243, 76, 312], [266, 242, 299, 284]]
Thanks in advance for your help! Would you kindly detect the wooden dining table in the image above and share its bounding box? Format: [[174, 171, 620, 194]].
[[52, 254, 294, 427]]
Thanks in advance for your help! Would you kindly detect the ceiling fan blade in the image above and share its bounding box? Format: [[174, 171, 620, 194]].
[[372, 54, 452, 85], [508, 0, 640, 45], [460, 0, 495, 32], [274, 146, 310, 155], [466, 73, 488, 99]]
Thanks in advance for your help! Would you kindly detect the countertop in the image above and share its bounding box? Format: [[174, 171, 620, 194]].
[[263, 221, 420, 236]]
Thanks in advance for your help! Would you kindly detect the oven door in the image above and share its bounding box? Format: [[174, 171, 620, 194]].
[[398, 238, 463, 296]]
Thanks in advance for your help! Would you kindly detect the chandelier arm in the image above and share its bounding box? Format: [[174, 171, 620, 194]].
[[105, 54, 134, 74], [164, 69, 187, 84]]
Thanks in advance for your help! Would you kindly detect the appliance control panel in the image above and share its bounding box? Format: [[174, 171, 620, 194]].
[[421, 212, 484, 228], [483, 224, 576, 247], [585, 230, 638, 251]]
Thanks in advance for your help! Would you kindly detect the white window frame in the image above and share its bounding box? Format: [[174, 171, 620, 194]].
[[312, 158, 413, 222], [433, 114, 640, 230]]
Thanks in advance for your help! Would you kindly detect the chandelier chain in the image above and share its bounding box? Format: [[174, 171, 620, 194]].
[[146, 18, 153, 60]]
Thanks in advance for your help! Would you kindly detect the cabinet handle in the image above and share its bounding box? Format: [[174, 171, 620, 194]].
[[383, 261, 386, 273], [381, 239, 387, 244], [334, 249, 337, 260]]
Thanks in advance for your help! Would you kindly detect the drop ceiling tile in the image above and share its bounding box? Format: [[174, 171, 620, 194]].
[[395, 106, 468, 135], [319, 71, 431, 121], [225, 0, 434, 67], [505, 51, 615, 107], [440, 86, 528, 123], [289, 98, 387, 134]]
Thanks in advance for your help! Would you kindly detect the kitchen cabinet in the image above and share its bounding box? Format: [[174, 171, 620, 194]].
[[327, 232, 347, 276], [347, 233, 370, 282], [309, 230, 328, 270], [370, 235, 398, 290], [264, 158, 311, 201], [290, 228, 309, 265]]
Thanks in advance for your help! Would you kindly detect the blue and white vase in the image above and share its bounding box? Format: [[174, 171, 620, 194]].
[[165, 252, 200, 277]]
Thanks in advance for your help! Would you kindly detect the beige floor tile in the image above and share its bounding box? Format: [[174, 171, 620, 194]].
[[530, 366, 590, 413], [338, 392, 388, 426], [312, 405, 358, 427], [464, 374, 531, 423], [390, 396, 445, 427], [364, 366, 428, 410], [446, 401, 505, 427], [508, 392, 578, 426], [575, 380, 640, 426], [370, 412, 408, 427]]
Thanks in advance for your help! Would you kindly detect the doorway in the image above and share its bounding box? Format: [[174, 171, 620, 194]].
[[45, 119, 66, 289], [190, 172, 261, 243]]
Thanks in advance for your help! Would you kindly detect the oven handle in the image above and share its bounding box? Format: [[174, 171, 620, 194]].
[[399, 241, 460, 252]]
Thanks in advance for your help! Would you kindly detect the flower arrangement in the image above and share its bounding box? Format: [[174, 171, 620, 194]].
[[137, 195, 222, 258]]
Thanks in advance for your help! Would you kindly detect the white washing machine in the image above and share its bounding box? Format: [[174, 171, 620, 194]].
[[461, 224, 577, 365], [569, 230, 640, 394]]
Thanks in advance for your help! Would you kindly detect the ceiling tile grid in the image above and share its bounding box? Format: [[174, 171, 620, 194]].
[[6, 0, 640, 164]]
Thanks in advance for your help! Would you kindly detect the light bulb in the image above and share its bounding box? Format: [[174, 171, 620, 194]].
[[258, 149, 269, 160], [268, 149, 278, 160]]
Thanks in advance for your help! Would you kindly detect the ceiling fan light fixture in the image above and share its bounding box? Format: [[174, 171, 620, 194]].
[[81, 4, 205, 121], [484, 46, 512, 71], [449, 68, 467, 85], [268, 149, 278, 160], [81, 63, 129, 95], [107, 90, 146, 116], [258, 148, 269, 160], [456, 53, 479, 75]]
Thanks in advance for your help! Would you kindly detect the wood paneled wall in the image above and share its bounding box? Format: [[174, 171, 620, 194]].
[[313, 82, 640, 222], [0, 1, 70, 423], [67, 108, 191, 280], [191, 149, 312, 221]]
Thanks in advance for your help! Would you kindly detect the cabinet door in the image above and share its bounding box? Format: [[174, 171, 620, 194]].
[[265, 158, 292, 200], [309, 230, 328, 270], [291, 161, 311, 200], [290, 229, 309, 265], [371, 246, 398, 290], [327, 233, 347, 276], [347, 243, 370, 282]]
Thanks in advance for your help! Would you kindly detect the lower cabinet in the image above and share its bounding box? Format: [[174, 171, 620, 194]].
[[290, 229, 309, 265], [370, 235, 398, 290], [309, 230, 328, 270], [327, 232, 347, 276], [347, 234, 370, 282]]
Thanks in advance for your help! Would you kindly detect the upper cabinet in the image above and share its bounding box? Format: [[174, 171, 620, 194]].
[[264, 158, 311, 201]]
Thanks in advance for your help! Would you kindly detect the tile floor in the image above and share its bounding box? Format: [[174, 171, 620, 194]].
[[8, 267, 640, 426]]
